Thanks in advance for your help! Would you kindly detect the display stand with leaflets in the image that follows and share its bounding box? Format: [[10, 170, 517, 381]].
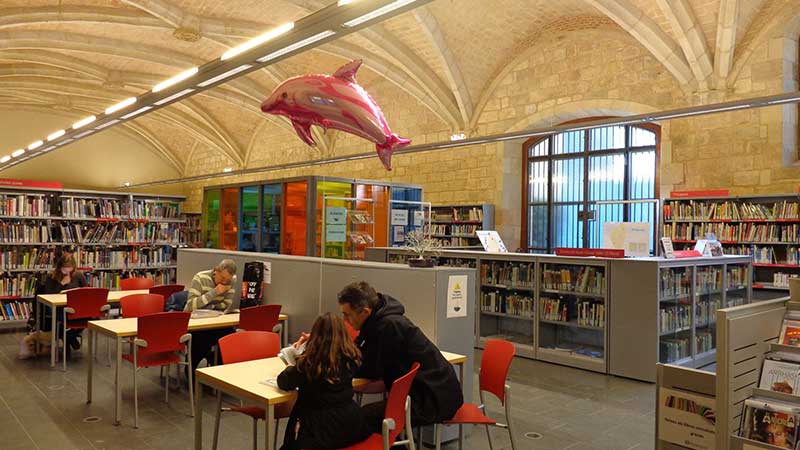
[[240, 261, 270, 309]]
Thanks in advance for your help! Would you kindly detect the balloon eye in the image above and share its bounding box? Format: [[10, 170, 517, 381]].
[[281, 92, 288, 99]]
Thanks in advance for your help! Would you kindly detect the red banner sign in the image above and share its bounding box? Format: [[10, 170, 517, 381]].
[[0, 178, 62, 189], [670, 189, 729, 198], [555, 248, 625, 258], [674, 250, 703, 258]]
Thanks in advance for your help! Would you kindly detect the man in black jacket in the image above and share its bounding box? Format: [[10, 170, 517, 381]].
[[338, 281, 463, 431]]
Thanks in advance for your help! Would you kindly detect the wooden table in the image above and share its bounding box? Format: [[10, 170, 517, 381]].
[[86, 312, 289, 425], [36, 289, 150, 367], [194, 351, 467, 450]]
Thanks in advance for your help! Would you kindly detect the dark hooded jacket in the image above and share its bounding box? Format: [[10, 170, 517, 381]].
[[355, 293, 463, 425]]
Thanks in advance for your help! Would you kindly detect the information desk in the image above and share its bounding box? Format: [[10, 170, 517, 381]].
[[86, 312, 288, 426], [194, 352, 467, 450]]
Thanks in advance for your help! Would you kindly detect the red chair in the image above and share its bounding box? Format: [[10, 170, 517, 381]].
[[123, 311, 193, 428], [345, 320, 359, 341], [149, 284, 185, 299], [61, 287, 110, 371], [433, 340, 516, 450], [238, 304, 282, 333], [212, 331, 290, 450], [345, 320, 386, 405], [334, 362, 420, 450], [120, 294, 165, 318], [120, 277, 155, 290]]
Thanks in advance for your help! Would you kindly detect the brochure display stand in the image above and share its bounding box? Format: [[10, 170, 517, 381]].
[[322, 196, 375, 260]]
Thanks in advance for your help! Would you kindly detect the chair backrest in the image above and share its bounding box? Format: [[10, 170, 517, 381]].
[[218, 331, 281, 364], [384, 362, 420, 444], [120, 294, 165, 318], [149, 284, 185, 299], [137, 311, 190, 356], [120, 277, 155, 290], [65, 288, 110, 320], [345, 320, 359, 341], [238, 304, 282, 332], [479, 339, 516, 405]]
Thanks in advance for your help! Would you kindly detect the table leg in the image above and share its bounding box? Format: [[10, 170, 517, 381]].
[[50, 304, 57, 368], [87, 328, 94, 404], [194, 377, 203, 450], [265, 404, 275, 450], [114, 336, 122, 425], [34, 300, 41, 354], [282, 318, 289, 347]]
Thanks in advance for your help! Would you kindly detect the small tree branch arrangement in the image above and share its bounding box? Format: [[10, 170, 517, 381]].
[[404, 228, 442, 265]]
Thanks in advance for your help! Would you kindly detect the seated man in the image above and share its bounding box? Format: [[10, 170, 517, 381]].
[[337, 281, 464, 430], [184, 259, 237, 376]]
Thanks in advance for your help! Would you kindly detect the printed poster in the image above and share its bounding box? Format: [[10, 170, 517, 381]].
[[602, 222, 651, 257], [476, 230, 508, 253], [657, 387, 716, 450], [393, 225, 405, 243], [413, 210, 425, 227], [447, 275, 468, 318], [391, 209, 409, 226], [326, 224, 346, 243], [326, 207, 347, 225]]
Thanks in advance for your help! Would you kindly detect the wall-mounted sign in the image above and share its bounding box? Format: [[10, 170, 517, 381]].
[[326, 206, 347, 225], [391, 209, 409, 226]]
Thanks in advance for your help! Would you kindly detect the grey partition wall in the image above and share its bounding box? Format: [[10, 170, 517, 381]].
[[178, 248, 476, 401]]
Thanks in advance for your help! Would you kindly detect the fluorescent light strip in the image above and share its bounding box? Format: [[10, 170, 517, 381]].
[[73, 115, 97, 129], [11, 149, 25, 157], [152, 67, 198, 93], [121, 106, 153, 119], [197, 66, 252, 87], [0, 156, 9, 163], [105, 97, 137, 115], [338, 0, 357, 4], [221, 23, 295, 61], [343, 0, 417, 27], [73, 130, 95, 139], [256, 30, 336, 63], [95, 120, 120, 130], [47, 130, 65, 141], [154, 88, 195, 105], [27, 141, 43, 150]]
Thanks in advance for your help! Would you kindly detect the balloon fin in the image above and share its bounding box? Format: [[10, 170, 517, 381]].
[[375, 133, 411, 171], [291, 120, 316, 147], [332, 60, 362, 83]]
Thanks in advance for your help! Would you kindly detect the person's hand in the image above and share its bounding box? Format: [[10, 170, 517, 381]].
[[60, 275, 71, 285], [214, 283, 229, 295], [293, 332, 310, 349]]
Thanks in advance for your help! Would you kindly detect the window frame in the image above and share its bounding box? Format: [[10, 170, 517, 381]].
[[520, 120, 661, 252]]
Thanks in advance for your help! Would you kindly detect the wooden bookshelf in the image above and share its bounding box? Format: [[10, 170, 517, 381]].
[[663, 194, 800, 293], [429, 204, 494, 249], [181, 213, 202, 248]]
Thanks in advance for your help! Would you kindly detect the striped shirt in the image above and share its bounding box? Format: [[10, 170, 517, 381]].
[[184, 269, 236, 312]]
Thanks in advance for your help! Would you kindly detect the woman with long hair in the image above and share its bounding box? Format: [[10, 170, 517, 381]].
[[36, 254, 87, 350], [277, 312, 370, 450]]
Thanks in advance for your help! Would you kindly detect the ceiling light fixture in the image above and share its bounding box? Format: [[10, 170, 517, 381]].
[[197, 66, 252, 88], [223, 167, 233, 173], [73, 130, 95, 139], [73, 115, 97, 129], [338, 0, 358, 4], [105, 97, 137, 115], [0, 156, 9, 163], [154, 88, 195, 105], [221, 23, 295, 61], [47, 130, 66, 141], [343, 0, 417, 27], [257, 30, 336, 62], [27, 141, 43, 151], [41, 146, 56, 152], [123, 182, 131, 187], [95, 120, 120, 130], [152, 67, 199, 93], [450, 133, 466, 141], [11, 149, 25, 157], [121, 106, 153, 120]]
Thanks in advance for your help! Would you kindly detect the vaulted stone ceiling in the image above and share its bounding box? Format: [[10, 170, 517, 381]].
[[0, 0, 794, 188]]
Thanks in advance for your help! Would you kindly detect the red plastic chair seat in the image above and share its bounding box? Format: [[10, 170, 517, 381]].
[[122, 349, 183, 368], [332, 433, 384, 450], [444, 403, 497, 425]]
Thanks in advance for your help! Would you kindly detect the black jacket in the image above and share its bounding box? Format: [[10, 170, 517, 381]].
[[277, 362, 370, 450], [36, 273, 87, 332], [356, 294, 464, 425]]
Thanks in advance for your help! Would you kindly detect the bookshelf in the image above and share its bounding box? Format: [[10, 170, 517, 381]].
[[181, 213, 202, 247], [430, 204, 494, 249], [479, 257, 535, 358], [663, 194, 800, 296], [0, 186, 185, 329]]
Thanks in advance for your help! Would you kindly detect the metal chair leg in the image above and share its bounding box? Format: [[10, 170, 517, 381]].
[[434, 423, 442, 450], [165, 364, 170, 404], [485, 424, 493, 450], [61, 317, 67, 372], [133, 354, 139, 429], [212, 392, 223, 450], [505, 384, 517, 450], [252, 418, 258, 450], [187, 344, 195, 418]]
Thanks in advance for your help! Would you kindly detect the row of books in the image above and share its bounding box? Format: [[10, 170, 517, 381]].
[[729, 245, 800, 265], [664, 222, 800, 243], [540, 297, 567, 321], [696, 331, 713, 355], [61, 198, 124, 219], [728, 266, 749, 287], [0, 222, 51, 243], [75, 247, 174, 269], [696, 298, 720, 328], [85, 269, 173, 290], [0, 300, 31, 321], [661, 337, 690, 363], [58, 222, 181, 244], [432, 207, 484, 222], [696, 267, 722, 293], [434, 237, 476, 247], [660, 268, 691, 298], [541, 265, 606, 294], [480, 262, 534, 288], [0, 274, 40, 297], [660, 303, 691, 334], [0, 248, 55, 270], [128, 201, 180, 219], [0, 195, 51, 217], [577, 301, 605, 328], [437, 257, 477, 268], [774, 273, 799, 288], [664, 200, 800, 221], [480, 291, 533, 317]]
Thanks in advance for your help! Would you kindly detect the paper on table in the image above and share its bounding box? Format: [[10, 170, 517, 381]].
[[260, 378, 279, 388]]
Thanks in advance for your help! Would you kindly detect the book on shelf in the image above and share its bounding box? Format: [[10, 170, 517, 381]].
[[541, 265, 605, 294], [695, 331, 713, 354], [661, 337, 690, 363], [775, 273, 800, 289], [481, 261, 534, 288], [0, 194, 51, 217], [577, 300, 604, 327], [760, 357, 800, 395], [660, 268, 691, 298], [660, 303, 691, 334], [664, 199, 800, 221], [0, 300, 31, 321], [540, 297, 567, 322], [481, 291, 533, 317], [740, 397, 800, 449]]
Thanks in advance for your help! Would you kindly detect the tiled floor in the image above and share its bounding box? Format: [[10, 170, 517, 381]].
[[0, 331, 655, 450]]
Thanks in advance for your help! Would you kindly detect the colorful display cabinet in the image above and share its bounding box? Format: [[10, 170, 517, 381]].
[[202, 176, 422, 259]]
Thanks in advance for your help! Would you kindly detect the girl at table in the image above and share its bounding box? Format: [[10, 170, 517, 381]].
[[277, 313, 370, 450], [35, 254, 87, 351]]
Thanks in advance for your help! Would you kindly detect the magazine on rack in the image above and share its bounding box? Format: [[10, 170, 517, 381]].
[[741, 397, 800, 449], [760, 357, 800, 395], [779, 311, 800, 347]]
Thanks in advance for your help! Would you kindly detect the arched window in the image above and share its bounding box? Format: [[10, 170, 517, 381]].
[[522, 123, 660, 253]]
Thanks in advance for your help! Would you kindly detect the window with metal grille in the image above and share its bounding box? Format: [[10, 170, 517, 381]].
[[522, 123, 659, 253]]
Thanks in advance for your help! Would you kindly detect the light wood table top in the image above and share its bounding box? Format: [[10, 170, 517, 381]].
[[37, 289, 151, 307], [196, 352, 468, 406], [88, 313, 289, 338]]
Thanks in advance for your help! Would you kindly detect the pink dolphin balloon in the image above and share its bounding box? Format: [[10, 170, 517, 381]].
[[261, 59, 410, 170]]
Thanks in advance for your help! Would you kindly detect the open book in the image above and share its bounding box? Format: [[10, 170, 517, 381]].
[[278, 342, 306, 366]]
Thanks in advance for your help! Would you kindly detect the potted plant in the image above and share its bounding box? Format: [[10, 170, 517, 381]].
[[404, 229, 442, 268]]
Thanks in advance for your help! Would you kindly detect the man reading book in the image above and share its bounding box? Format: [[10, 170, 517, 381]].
[[337, 281, 463, 431]]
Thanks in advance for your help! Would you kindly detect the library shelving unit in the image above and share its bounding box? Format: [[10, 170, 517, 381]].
[[430, 204, 494, 249], [321, 196, 376, 260], [181, 213, 202, 247], [662, 194, 800, 297], [202, 177, 422, 259], [368, 247, 753, 381], [0, 186, 185, 329]]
